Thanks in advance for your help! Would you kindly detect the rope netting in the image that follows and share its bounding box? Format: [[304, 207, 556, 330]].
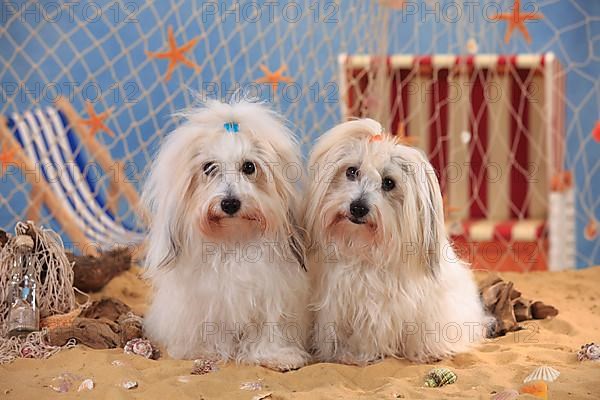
[[0, 0, 598, 269], [0, 221, 78, 364]]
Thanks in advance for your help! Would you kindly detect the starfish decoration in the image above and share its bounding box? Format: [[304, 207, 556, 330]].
[[146, 26, 201, 82], [256, 64, 293, 92], [80, 102, 115, 138], [592, 121, 600, 142], [395, 122, 419, 146], [443, 193, 460, 220], [490, 0, 543, 44], [584, 219, 598, 241], [378, 0, 405, 9], [0, 146, 17, 175]]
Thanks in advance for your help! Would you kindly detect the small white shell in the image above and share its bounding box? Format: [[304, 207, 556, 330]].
[[77, 379, 94, 392], [491, 389, 519, 400], [251, 394, 272, 400], [121, 380, 138, 390], [177, 376, 192, 383], [240, 380, 263, 391], [523, 365, 560, 383], [124, 338, 156, 359]]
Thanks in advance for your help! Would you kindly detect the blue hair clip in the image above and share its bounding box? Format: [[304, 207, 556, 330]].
[[224, 122, 239, 134]]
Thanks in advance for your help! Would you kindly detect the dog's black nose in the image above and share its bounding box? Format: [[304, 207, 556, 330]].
[[349, 200, 369, 219], [221, 198, 241, 215]]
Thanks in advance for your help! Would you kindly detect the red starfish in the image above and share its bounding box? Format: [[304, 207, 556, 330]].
[[592, 121, 600, 142], [490, 0, 543, 44], [146, 26, 201, 82], [80, 102, 115, 138], [256, 64, 293, 92]]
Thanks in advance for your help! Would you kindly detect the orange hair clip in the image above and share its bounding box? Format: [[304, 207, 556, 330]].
[[369, 134, 383, 142]]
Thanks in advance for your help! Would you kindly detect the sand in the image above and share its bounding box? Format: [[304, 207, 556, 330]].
[[1, 266, 599, 399]]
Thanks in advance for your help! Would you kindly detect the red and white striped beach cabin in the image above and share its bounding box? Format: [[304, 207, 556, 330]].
[[339, 53, 574, 272]]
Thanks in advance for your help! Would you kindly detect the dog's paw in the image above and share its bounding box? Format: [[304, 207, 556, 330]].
[[258, 348, 308, 372]]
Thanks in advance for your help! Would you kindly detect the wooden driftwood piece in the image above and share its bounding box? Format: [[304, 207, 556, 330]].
[[46, 317, 121, 349], [45, 298, 144, 349], [492, 282, 519, 335], [514, 298, 533, 322], [117, 312, 144, 345], [80, 298, 132, 321], [0, 229, 8, 248], [68, 248, 132, 292], [479, 275, 559, 338], [531, 301, 559, 319]]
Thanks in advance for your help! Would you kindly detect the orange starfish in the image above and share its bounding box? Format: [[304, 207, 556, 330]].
[[256, 64, 293, 92], [395, 122, 419, 146], [146, 26, 201, 82], [490, 0, 543, 44], [80, 102, 115, 138], [0, 146, 17, 174]]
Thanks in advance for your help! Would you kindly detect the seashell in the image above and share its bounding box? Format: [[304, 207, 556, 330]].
[[191, 359, 218, 375], [177, 375, 192, 383], [48, 372, 80, 393], [240, 380, 264, 391], [520, 380, 548, 400], [40, 308, 81, 330], [491, 388, 519, 400], [111, 360, 126, 367], [523, 365, 560, 383], [77, 379, 94, 392], [49, 378, 71, 393], [251, 393, 272, 400], [123, 338, 157, 359], [423, 367, 457, 387], [121, 380, 138, 390], [577, 342, 600, 361]]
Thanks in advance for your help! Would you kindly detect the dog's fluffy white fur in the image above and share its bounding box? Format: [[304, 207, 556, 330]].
[[303, 119, 491, 364], [142, 100, 310, 371]]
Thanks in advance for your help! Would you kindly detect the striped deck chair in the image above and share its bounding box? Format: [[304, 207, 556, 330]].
[[339, 53, 575, 271], [2, 105, 144, 251]]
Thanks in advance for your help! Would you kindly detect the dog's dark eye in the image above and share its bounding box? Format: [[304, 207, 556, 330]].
[[346, 166, 359, 181], [241, 161, 256, 175], [382, 177, 396, 191], [203, 161, 217, 176]]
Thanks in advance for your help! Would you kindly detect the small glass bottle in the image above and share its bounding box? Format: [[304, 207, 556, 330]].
[[7, 235, 39, 337]]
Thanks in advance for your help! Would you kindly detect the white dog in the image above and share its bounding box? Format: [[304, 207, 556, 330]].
[[303, 119, 491, 365], [142, 100, 310, 371]]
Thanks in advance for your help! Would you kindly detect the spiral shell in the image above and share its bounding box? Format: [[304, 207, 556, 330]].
[[191, 359, 218, 375], [423, 367, 457, 387], [123, 338, 156, 359], [491, 389, 519, 400], [523, 366, 560, 383], [577, 343, 600, 361]]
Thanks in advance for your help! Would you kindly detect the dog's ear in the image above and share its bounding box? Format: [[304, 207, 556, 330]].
[[141, 131, 195, 277], [417, 153, 445, 273]]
